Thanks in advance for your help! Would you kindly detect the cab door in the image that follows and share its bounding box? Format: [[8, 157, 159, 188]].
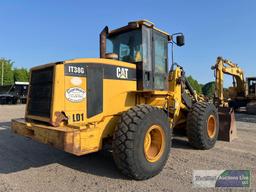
[[152, 31, 168, 90]]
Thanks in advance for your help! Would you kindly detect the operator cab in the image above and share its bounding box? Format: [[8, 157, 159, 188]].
[[247, 77, 256, 96], [100, 20, 184, 91]]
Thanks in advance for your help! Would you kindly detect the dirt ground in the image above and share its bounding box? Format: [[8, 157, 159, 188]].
[[0, 105, 255, 192]]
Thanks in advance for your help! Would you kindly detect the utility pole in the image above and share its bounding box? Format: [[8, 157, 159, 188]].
[[1, 62, 3, 86]]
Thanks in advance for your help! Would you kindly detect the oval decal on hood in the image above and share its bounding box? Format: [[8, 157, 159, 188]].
[[65, 87, 86, 102]]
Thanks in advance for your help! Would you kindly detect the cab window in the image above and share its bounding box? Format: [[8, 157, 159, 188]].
[[153, 31, 168, 90], [107, 29, 142, 63]]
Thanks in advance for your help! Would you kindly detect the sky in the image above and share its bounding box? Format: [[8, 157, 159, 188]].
[[0, 0, 255, 85]]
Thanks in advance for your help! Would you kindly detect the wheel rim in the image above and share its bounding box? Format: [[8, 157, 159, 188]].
[[144, 125, 165, 163], [207, 115, 216, 139]]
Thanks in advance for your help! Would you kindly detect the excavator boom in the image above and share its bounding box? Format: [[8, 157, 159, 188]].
[[212, 56, 245, 107], [211, 57, 239, 141]]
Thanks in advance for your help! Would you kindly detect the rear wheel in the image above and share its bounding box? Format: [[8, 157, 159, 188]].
[[186, 102, 219, 149], [112, 105, 171, 180]]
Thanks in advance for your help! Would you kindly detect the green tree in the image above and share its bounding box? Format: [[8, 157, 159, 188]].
[[187, 75, 202, 94], [202, 82, 215, 98], [13, 68, 29, 82], [0, 58, 14, 85]]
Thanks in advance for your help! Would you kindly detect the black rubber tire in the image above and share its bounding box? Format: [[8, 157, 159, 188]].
[[186, 102, 219, 150], [246, 102, 256, 115], [112, 104, 171, 180]]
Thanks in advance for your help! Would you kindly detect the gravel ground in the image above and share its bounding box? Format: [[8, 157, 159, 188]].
[[0, 105, 255, 192]]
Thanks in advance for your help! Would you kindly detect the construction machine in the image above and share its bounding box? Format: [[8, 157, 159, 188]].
[[212, 56, 256, 114], [12, 20, 220, 180], [0, 81, 29, 104]]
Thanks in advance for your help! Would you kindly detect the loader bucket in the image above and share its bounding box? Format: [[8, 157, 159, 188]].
[[218, 107, 238, 142]]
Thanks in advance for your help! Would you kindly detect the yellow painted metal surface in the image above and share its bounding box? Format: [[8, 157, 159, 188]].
[[212, 57, 246, 106], [12, 57, 188, 156], [144, 124, 165, 163], [12, 118, 101, 155], [168, 68, 187, 127], [14, 58, 139, 155], [10, 20, 193, 157], [128, 20, 171, 38]]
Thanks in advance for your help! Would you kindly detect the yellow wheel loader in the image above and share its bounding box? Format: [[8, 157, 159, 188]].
[[12, 20, 220, 180]]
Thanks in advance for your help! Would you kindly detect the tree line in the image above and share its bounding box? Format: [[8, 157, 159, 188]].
[[0, 58, 29, 85], [187, 75, 215, 98]]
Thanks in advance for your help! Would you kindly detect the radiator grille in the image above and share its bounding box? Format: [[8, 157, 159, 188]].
[[27, 66, 54, 118]]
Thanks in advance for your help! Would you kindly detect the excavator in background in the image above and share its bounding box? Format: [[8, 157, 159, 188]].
[[212, 56, 256, 114], [211, 56, 256, 140]]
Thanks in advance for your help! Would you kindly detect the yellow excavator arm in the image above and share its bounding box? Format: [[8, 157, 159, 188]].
[[212, 56, 245, 106]]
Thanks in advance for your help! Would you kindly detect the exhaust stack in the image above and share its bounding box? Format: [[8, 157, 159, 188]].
[[100, 26, 109, 58]]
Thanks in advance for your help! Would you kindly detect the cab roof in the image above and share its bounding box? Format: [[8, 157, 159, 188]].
[[108, 20, 172, 41]]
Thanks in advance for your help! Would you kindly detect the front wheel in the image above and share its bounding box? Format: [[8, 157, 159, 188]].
[[112, 105, 171, 180], [186, 102, 219, 150]]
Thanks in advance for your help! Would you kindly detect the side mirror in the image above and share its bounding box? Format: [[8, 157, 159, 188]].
[[176, 35, 185, 46]]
